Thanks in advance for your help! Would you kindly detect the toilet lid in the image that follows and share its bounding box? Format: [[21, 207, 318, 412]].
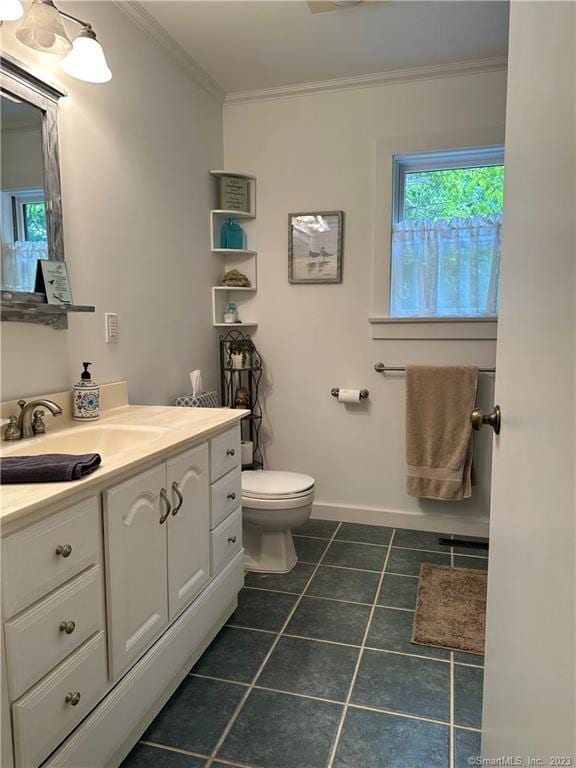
[[242, 470, 315, 499]]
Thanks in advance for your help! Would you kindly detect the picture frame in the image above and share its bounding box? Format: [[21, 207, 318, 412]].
[[288, 210, 344, 284]]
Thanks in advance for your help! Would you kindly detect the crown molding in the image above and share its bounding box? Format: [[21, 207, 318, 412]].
[[224, 56, 508, 106], [113, 1, 225, 104]]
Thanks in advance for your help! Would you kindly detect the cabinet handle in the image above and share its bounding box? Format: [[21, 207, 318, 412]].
[[172, 481, 184, 515], [228, 535, 237, 544], [55, 544, 72, 558], [226, 448, 235, 456], [227, 492, 236, 501], [65, 691, 81, 706], [59, 620, 76, 635], [159, 488, 171, 524]]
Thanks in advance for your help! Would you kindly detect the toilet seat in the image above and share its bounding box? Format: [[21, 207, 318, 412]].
[[241, 491, 315, 511], [242, 470, 315, 501]]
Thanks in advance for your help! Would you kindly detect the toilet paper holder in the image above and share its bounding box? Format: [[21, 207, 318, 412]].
[[331, 388, 369, 400]]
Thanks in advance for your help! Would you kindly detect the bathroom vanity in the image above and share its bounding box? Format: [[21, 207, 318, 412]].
[[0, 383, 246, 768]]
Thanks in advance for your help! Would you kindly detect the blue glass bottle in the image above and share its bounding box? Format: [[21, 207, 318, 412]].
[[220, 217, 245, 249]]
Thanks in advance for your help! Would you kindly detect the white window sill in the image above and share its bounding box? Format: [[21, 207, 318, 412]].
[[369, 316, 498, 340]]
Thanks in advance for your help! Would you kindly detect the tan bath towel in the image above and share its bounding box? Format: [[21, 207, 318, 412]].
[[406, 365, 479, 501]]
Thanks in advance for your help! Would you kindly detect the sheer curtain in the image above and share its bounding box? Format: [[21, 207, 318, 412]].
[[390, 214, 502, 317], [1, 240, 48, 292]]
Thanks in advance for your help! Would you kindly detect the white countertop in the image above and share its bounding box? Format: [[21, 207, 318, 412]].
[[0, 383, 247, 532]]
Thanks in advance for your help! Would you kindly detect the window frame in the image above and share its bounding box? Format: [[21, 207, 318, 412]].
[[14, 189, 46, 243], [392, 146, 505, 225], [369, 127, 505, 340], [2, 187, 46, 245]]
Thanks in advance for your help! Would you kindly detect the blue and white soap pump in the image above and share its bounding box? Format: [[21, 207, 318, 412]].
[[73, 362, 100, 421]]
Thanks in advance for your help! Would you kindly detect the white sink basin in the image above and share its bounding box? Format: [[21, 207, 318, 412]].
[[1, 424, 169, 459]]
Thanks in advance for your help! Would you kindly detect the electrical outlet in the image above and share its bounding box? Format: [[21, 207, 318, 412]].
[[105, 313, 119, 343]]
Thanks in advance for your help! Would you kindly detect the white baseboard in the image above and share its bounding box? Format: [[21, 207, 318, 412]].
[[312, 502, 490, 538]]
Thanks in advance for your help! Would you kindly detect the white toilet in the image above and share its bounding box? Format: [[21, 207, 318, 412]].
[[242, 470, 315, 573]]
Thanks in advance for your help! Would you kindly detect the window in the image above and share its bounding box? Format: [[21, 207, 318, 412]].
[[1, 188, 48, 291], [9, 189, 47, 243], [390, 147, 504, 319]]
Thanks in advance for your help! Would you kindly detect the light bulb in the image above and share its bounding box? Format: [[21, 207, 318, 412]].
[[15, 0, 71, 55], [60, 28, 111, 84], [0, 0, 24, 22]]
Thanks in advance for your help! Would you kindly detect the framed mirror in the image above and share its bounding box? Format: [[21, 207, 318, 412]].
[[0, 54, 91, 328]]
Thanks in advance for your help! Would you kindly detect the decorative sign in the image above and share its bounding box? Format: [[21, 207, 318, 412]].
[[35, 260, 73, 305], [220, 176, 249, 212]]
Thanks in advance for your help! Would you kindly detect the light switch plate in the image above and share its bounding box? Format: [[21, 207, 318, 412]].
[[105, 313, 119, 343]]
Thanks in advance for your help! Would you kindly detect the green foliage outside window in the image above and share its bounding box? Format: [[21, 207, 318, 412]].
[[23, 202, 47, 242], [403, 165, 504, 221]]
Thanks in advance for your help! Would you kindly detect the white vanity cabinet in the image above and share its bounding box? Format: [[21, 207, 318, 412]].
[[104, 444, 211, 679], [1, 421, 244, 768], [166, 446, 210, 621], [103, 464, 169, 680]]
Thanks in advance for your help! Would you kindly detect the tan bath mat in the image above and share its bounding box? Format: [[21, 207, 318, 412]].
[[412, 563, 487, 656]]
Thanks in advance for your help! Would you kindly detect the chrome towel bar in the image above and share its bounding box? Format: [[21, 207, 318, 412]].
[[374, 362, 496, 374]]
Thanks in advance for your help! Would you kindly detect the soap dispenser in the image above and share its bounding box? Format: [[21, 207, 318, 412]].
[[73, 362, 100, 421]]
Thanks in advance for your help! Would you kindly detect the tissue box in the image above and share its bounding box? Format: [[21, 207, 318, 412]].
[[174, 391, 219, 408]]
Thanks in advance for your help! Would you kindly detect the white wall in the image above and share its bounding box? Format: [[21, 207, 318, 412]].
[[1, 129, 44, 189], [482, 1, 575, 758], [224, 70, 507, 533], [0, 1, 223, 405]]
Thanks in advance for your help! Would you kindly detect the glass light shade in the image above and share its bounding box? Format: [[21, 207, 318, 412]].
[[15, 0, 72, 55], [0, 0, 24, 22], [60, 31, 112, 83]]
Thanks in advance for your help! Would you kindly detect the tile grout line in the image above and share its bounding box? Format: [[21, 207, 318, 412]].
[[325, 528, 397, 768], [204, 522, 344, 768], [242, 584, 416, 611], [139, 740, 209, 760], [187, 671, 475, 730], [295, 534, 488, 559], [199, 629, 484, 667]]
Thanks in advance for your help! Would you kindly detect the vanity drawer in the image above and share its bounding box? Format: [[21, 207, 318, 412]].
[[210, 426, 241, 482], [12, 631, 107, 768], [210, 506, 242, 576], [2, 496, 101, 619], [211, 466, 241, 529], [5, 565, 105, 701]]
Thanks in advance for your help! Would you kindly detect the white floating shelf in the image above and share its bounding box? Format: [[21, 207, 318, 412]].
[[211, 249, 257, 256], [213, 322, 258, 328], [210, 170, 257, 181], [213, 286, 256, 292], [210, 171, 258, 328], [211, 209, 255, 219]]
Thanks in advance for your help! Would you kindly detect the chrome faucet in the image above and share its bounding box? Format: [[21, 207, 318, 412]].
[[3, 399, 63, 441]]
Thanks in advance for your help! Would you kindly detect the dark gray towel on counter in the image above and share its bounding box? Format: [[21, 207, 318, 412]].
[[0, 453, 102, 484]]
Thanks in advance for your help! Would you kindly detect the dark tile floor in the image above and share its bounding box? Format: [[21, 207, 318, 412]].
[[122, 521, 487, 768]]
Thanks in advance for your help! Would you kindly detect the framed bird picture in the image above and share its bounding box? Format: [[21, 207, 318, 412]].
[[288, 211, 344, 284]]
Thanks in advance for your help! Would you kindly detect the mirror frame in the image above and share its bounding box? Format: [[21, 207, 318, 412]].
[[1, 52, 67, 304]]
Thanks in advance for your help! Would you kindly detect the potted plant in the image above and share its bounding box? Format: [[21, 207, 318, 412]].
[[229, 338, 256, 369]]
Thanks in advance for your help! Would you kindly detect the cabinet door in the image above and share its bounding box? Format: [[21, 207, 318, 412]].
[[104, 464, 168, 679], [167, 444, 210, 620]]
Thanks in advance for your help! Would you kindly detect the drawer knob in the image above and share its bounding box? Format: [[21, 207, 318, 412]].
[[55, 544, 72, 558], [228, 535, 237, 544], [226, 448, 236, 456], [227, 492, 237, 501], [59, 620, 76, 635], [65, 691, 81, 706]]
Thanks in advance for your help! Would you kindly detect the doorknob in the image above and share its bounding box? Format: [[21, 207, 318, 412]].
[[471, 405, 501, 435]]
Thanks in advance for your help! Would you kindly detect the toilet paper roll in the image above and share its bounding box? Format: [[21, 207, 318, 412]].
[[241, 440, 254, 465], [338, 389, 362, 403]]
